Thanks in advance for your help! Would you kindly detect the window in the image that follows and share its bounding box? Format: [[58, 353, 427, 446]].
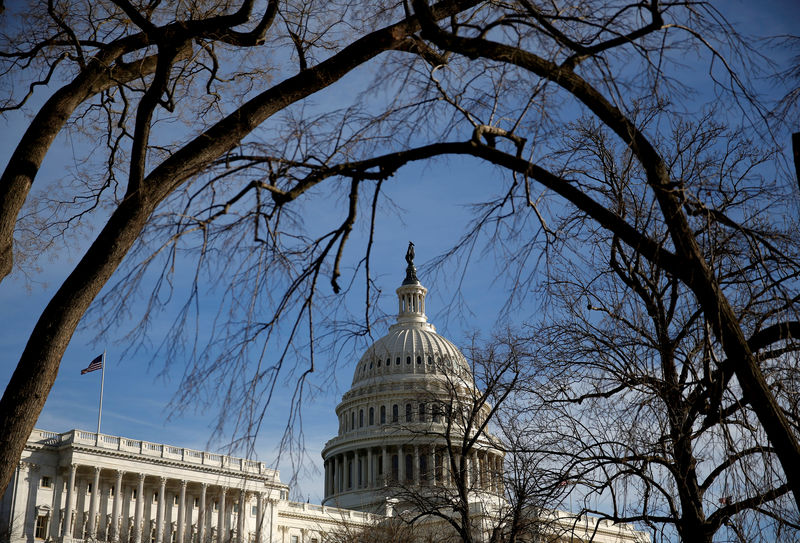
[[359, 409, 364, 427], [406, 356, 411, 364], [291, 536, 299, 543], [233, 503, 239, 513], [194, 497, 200, 508], [392, 404, 398, 423], [87, 483, 93, 494], [386, 358, 390, 367], [419, 403, 426, 422], [110, 485, 115, 497], [34, 515, 49, 539], [369, 407, 374, 425], [405, 454, 413, 482], [395, 357, 400, 365], [405, 403, 412, 422], [369, 361, 373, 369], [213, 501, 219, 511], [132, 488, 138, 500], [173, 495, 179, 506], [347, 461, 352, 489], [357, 459, 363, 487], [391, 455, 399, 480], [40, 476, 52, 489], [380, 406, 386, 424], [153, 492, 159, 503], [432, 403, 440, 423], [351, 412, 355, 431], [416, 356, 421, 364], [377, 359, 381, 367], [311, 539, 319, 543], [251, 505, 258, 517], [378, 455, 383, 475]]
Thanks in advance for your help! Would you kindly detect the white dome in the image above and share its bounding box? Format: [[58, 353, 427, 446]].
[[321, 245, 504, 513], [351, 322, 470, 386]]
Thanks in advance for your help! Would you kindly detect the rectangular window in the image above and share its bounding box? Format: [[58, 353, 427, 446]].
[[291, 536, 299, 543], [173, 495, 179, 506], [132, 488, 138, 500], [87, 483, 93, 494], [251, 505, 258, 517], [233, 504, 239, 513], [110, 486, 115, 497], [380, 406, 386, 425], [40, 476, 52, 489], [34, 515, 49, 539], [153, 492, 159, 503], [213, 501, 219, 511], [194, 498, 200, 508]]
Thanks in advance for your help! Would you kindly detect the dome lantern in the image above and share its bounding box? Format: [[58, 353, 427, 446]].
[[396, 241, 428, 325]]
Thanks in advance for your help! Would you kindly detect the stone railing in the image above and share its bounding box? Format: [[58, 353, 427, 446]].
[[29, 429, 274, 477]]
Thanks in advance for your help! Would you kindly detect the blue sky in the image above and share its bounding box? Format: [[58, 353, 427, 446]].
[[1, 0, 798, 509]]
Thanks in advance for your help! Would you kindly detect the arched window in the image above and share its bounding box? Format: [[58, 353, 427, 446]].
[[416, 356, 422, 364], [432, 403, 440, 423], [351, 412, 355, 431], [406, 356, 411, 365], [380, 405, 386, 424], [392, 404, 399, 423], [369, 407, 374, 425], [359, 409, 364, 427], [405, 403, 412, 422], [396, 357, 401, 365], [419, 403, 426, 422]]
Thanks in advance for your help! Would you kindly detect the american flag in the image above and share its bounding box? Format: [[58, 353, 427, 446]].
[[80, 354, 103, 375]]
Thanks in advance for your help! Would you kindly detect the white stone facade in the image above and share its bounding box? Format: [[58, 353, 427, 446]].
[[1, 429, 377, 543]]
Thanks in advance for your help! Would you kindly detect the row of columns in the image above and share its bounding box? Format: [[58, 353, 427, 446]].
[[323, 447, 502, 497], [59, 465, 270, 543]]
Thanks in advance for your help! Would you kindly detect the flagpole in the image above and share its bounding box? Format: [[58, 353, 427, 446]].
[[96, 350, 106, 443]]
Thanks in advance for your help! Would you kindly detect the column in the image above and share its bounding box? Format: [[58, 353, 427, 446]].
[[367, 449, 373, 488], [198, 483, 207, 543], [382, 447, 388, 486], [255, 493, 264, 543], [177, 481, 187, 543], [398, 446, 405, 483], [413, 446, 420, 485], [88, 466, 101, 537], [156, 478, 166, 543], [217, 488, 226, 542], [134, 473, 145, 543], [237, 490, 245, 543], [63, 464, 77, 539], [428, 449, 436, 486], [111, 470, 123, 542]]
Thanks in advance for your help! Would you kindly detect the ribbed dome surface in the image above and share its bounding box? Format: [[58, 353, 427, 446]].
[[351, 322, 469, 385]]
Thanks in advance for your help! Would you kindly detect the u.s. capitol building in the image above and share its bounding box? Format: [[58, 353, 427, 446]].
[[1, 251, 647, 543]]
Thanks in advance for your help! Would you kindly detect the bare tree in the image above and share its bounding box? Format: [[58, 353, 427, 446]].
[[382, 335, 556, 543], [501, 117, 800, 542]]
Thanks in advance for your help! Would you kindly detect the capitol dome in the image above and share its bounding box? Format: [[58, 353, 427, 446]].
[[321, 245, 504, 513]]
